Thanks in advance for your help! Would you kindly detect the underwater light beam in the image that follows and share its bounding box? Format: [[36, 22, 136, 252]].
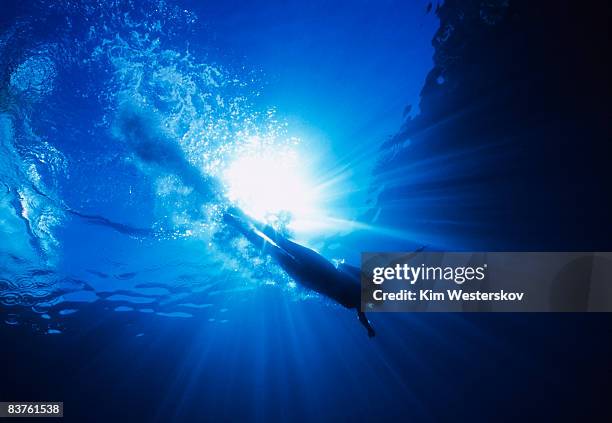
[[222, 147, 327, 233], [113, 111, 377, 335]]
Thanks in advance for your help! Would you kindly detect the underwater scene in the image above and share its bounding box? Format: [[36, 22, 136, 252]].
[[1, 1, 609, 422]]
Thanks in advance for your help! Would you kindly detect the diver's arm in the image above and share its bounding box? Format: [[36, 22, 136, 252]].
[[223, 212, 273, 249], [357, 311, 375, 338], [223, 211, 296, 268]]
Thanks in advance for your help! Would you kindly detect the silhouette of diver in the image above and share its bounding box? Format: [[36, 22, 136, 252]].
[[224, 208, 376, 337]]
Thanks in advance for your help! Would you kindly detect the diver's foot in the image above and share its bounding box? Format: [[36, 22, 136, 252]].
[[357, 311, 376, 338]]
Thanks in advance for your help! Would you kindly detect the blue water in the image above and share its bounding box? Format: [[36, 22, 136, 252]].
[[1, 0, 439, 333], [1, 1, 608, 422]]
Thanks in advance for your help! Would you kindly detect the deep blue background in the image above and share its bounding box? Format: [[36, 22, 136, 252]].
[[1, 1, 611, 422]]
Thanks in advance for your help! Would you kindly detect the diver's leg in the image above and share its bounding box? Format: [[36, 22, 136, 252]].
[[357, 311, 375, 338]]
